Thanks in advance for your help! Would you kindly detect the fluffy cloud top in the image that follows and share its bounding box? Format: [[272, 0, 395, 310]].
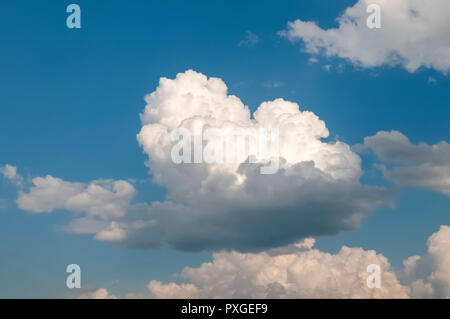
[[77, 288, 117, 299], [19, 70, 450, 254], [361, 130, 450, 196], [13, 71, 391, 252], [146, 225, 450, 298], [11, 70, 394, 252], [148, 237, 408, 298], [78, 226, 450, 299], [403, 225, 450, 298], [134, 70, 390, 251], [280, 0, 450, 73]]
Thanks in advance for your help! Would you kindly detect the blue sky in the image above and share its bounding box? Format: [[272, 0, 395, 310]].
[[1, 0, 450, 298]]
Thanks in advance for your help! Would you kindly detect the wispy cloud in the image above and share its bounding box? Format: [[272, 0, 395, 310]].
[[322, 64, 331, 72], [262, 81, 284, 89], [238, 30, 259, 47]]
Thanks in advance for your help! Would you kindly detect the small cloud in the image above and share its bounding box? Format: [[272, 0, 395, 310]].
[[238, 30, 259, 47], [0, 164, 23, 187], [308, 57, 318, 63], [262, 81, 284, 89], [428, 76, 437, 84], [1, 164, 17, 180], [77, 288, 117, 299], [322, 65, 332, 72]]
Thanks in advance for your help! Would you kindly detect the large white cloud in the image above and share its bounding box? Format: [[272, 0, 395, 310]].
[[133, 70, 391, 251], [360, 130, 450, 196], [148, 237, 409, 298], [280, 0, 450, 73], [13, 70, 393, 252], [76, 226, 450, 299], [14, 125, 450, 254], [75, 226, 450, 299], [13, 71, 393, 252], [146, 225, 450, 298]]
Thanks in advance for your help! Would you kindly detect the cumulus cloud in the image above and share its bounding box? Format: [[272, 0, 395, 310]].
[[403, 226, 450, 298], [15, 70, 392, 252], [360, 130, 450, 196], [64, 211, 158, 248], [62, 226, 450, 299], [148, 238, 409, 298], [280, 0, 450, 73], [67, 226, 450, 299], [134, 70, 391, 251], [77, 288, 117, 299], [15, 175, 160, 247], [144, 225, 450, 299], [148, 281, 200, 299], [17, 176, 136, 218]]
